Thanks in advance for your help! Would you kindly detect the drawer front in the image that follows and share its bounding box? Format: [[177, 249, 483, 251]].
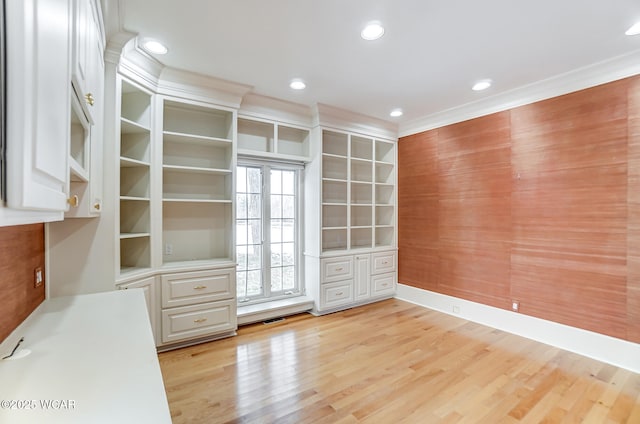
[[161, 269, 234, 308], [161, 300, 236, 344], [321, 256, 354, 283], [371, 252, 396, 275], [371, 272, 396, 298], [320, 280, 354, 310]]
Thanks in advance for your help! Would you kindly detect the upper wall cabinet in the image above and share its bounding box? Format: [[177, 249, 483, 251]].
[[4, 0, 72, 222]]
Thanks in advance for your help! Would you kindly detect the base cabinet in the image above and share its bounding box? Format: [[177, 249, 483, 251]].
[[118, 266, 237, 349], [313, 249, 397, 314]]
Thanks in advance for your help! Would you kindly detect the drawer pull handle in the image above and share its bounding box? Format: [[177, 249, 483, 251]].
[[193, 318, 208, 324], [335, 267, 343, 271], [193, 285, 207, 290], [335, 292, 343, 296]]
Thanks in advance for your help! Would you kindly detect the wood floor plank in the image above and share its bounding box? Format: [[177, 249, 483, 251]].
[[159, 299, 640, 423]]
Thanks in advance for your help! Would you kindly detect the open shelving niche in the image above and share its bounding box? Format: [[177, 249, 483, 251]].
[[119, 78, 153, 277], [320, 130, 396, 252], [160, 98, 235, 268], [237, 116, 311, 162]]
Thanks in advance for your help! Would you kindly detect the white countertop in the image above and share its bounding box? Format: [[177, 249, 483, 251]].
[[0, 290, 172, 424]]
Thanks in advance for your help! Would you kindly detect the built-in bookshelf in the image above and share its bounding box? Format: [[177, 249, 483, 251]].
[[237, 116, 310, 161], [320, 130, 396, 252], [119, 79, 153, 276], [161, 99, 235, 267]]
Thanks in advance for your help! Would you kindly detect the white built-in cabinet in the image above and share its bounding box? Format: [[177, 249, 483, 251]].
[[2, 0, 103, 226], [237, 116, 311, 162], [305, 108, 398, 315], [115, 72, 238, 349]]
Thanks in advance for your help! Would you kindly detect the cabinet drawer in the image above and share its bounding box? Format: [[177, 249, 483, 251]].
[[320, 280, 354, 310], [161, 300, 236, 344], [371, 252, 396, 275], [371, 272, 396, 298], [161, 269, 234, 308], [321, 256, 354, 283]]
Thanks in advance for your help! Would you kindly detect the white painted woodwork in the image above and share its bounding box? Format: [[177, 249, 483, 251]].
[[118, 276, 160, 346]]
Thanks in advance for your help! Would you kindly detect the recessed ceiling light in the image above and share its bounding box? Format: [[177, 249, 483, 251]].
[[289, 79, 306, 90], [472, 79, 492, 91], [361, 21, 385, 41], [142, 40, 168, 55], [390, 108, 403, 117], [626, 22, 640, 36]]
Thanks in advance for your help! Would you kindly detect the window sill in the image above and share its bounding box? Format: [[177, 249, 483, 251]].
[[237, 296, 314, 326]]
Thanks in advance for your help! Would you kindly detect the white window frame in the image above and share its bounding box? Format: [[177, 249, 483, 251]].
[[236, 158, 305, 304]]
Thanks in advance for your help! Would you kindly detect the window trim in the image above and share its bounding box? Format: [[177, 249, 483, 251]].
[[236, 158, 305, 305]]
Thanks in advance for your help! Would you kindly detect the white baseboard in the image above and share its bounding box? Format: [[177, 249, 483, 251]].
[[395, 284, 640, 373]]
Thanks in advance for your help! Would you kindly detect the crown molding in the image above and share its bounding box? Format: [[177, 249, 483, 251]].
[[399, 48, 640, 137], [239, 93, 313, 128], [313, 103, 398, 141]]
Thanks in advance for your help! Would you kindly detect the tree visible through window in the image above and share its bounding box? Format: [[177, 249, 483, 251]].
[[236, 163, 300, 303]]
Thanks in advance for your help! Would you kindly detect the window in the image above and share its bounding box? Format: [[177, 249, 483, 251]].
[[236, 162, 302, 303]]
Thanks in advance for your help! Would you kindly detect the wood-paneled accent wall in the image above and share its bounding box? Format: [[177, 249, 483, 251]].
[[0, 224, 46, 343], [399, 76, 640, 342]]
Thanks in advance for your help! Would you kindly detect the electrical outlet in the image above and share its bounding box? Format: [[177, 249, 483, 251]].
[[34, 267, 43, 288], [512, 300, 519, 312], [165, 243, 173, 256]]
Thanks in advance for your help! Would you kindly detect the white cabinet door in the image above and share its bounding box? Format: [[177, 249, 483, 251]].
[[119, 276, 160, 345], [5, 0, 71, 213], [354, 254, 370, 301]]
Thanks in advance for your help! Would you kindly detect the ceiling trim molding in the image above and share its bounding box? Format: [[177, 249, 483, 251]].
[[313, 103, 398, 141], [239, 94, 313, 128], [399, 48, 640, 137]]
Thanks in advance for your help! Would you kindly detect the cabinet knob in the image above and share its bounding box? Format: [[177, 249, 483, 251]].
[[67, 195, 79, 208], [193, 285, 207, 290], [93, 202, 101, 211], [85, 93, 95, 106], [193, 318, 208, 324]]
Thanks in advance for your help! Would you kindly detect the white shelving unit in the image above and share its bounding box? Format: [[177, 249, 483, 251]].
[[237, 116, 310, 161], [161, 99, 235, 268], [119, 79, 153, 277]]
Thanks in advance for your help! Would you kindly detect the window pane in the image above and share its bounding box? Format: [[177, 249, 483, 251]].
[[271, 220, 282, 243], [247, 244, 261, 270], [247, 168, 261, 193], [282, 171, 295, 195], [271, 195, 282, 219], [236, 193, 247, 219], [282, 219, 295, 242], [271, 243, 282, 267], [236, 245, 248, 270], [236, 271, 247, 299], [282, 242, 295, 266], [282, 195, 295, 219], [237, 167, 247, 193], [236, 220, 247, 246], [247, 270, 262, 296], [283, 266, 295, 290], [249, 219, 261, 244], [271, 170, 282, 194], [271, 267, 282, 292], [248, 194, 261, 218]]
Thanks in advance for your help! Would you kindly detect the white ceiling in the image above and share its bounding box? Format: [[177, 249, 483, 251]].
[[115, 0, 640, 127]]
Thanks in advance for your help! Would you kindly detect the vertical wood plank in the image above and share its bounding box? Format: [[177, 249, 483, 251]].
[[0, 224, 46, 342], [398, 130, 439, 291]]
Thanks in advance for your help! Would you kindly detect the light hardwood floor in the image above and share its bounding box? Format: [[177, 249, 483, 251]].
[[158, 299, 640, 423]]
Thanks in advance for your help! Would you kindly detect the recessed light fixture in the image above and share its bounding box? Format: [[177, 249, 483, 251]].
[[289, 79, 306, 90], [361, 21, 385, 41], [626, 22, 640, 36], [142, 40, 168, 55], [390, 108, 403, 117], [472, 79, 492, 91]]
